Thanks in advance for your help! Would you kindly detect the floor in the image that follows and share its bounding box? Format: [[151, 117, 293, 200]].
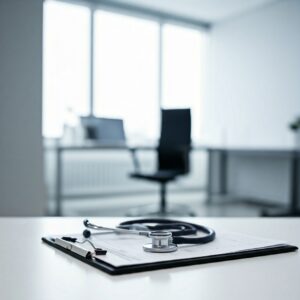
[[52, 190, 279, 217]]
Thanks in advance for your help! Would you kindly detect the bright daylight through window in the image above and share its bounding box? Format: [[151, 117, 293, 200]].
[[43, 0, 90, 138], [94, 11, 159, 142], [43, 0, 207, 143]]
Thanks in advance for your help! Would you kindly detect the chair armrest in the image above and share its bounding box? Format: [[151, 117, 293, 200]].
[[128, 145, 158, 173], [129, 148, 141, 173]]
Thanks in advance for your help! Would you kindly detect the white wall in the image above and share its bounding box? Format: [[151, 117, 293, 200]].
[[202, 0, 300, 148], [0, 0, 46, 215], [201, 0, 300, 204]]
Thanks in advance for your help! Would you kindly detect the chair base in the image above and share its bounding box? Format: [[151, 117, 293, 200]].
[[126, 203, 196, 217]]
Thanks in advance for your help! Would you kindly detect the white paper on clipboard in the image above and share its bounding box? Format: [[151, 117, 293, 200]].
[[54, 231, 287, 267]]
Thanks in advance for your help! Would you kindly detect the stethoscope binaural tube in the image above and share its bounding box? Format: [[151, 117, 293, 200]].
[[83, 219, 150, 238]]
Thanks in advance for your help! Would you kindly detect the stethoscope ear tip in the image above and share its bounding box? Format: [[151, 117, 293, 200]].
[[83, 229, 91, 238]]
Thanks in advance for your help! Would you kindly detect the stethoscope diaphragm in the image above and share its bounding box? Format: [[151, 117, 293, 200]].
[[143, 231, 178, 253]]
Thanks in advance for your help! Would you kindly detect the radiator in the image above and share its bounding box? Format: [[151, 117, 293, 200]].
[[44, 149, 206, 199]]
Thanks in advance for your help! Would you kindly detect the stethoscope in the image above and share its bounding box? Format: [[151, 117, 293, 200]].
[[83, 218, 216, 253]]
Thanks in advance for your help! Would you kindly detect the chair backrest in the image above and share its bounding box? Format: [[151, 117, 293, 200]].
[[158, 109, 191, 174]]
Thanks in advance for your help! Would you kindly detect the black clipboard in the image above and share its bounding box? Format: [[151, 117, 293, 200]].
[[42, 236, 298, 276]]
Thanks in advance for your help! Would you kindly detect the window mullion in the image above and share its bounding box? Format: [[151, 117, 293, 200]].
[[158, 21, 163, 133], [90, 6, 95, 116]]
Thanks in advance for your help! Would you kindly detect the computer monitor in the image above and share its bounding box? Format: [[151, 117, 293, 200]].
[[80, 116, 99, 140], [97, 118, 126, 143], [80, 116, 126, 144]]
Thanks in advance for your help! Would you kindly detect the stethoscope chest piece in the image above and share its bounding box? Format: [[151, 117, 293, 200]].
[[143, 231, 178, 253]]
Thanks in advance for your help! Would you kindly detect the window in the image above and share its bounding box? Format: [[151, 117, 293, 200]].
[[43, 0, 90, 137], [43, 0, 207, 142], [94, 11, 159, 142]]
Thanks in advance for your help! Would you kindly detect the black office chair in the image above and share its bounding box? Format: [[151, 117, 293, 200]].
[[129, 109, 194, 216]]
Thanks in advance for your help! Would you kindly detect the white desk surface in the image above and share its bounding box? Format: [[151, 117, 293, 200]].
[[0, 217, 299, 300]]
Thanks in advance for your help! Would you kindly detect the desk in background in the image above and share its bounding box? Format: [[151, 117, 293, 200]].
[[46, 142, 300, 217], [46, 142, 206, 216], [0, 217, 299, 300], [207, 148, 300, 216]]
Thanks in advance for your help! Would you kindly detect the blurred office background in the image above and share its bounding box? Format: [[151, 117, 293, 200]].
[[0, 0, 300, 217]]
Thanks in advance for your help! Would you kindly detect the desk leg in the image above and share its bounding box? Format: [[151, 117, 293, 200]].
[[206, 149, 213, 204], [220, 150, 228, 195], [290, 152, 299, 213], [55, 148, 62, 216], [206, 149, 228, 205], [262, 151, 300, 217]]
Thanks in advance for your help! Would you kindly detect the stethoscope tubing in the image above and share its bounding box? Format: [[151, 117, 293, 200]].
[[119, 218, 215, 244], [84, 218, 215, 245]]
